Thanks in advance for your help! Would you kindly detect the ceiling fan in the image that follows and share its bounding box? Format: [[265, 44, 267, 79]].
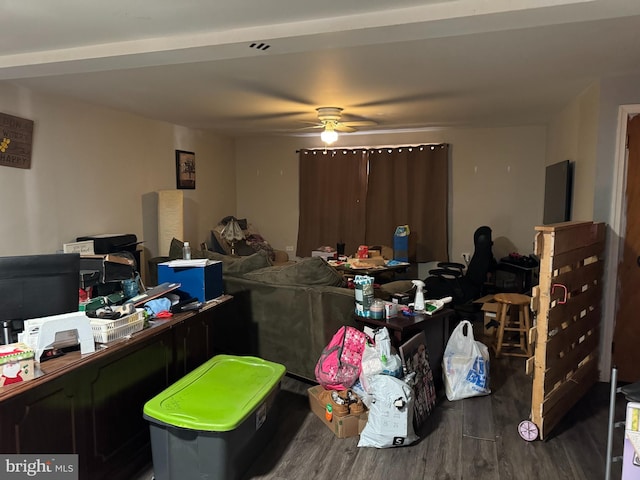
[[303, 107, 377, 144]]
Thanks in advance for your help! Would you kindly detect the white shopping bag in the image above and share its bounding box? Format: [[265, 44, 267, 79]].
[[359, 327, 403, 393], [442, 320, 491, 401], [357, 374, 419, 448]]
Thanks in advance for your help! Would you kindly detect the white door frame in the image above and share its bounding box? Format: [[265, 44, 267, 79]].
[[601, 104, 640, 380]]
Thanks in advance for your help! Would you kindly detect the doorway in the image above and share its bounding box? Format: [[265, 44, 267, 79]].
[[606, 105, 640, 382]]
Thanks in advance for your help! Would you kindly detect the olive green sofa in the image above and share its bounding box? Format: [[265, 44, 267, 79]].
[[153, 240, 359, 380]]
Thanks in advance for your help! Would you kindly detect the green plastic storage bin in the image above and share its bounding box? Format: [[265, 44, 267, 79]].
[[143, 354, 286, 480]]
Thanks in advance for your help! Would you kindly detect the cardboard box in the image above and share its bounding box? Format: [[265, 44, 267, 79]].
[[0, 342, 35, 387], [383, 301, 398, 318], [158, 260, 223, 302], [311, 250, 335, 261], [474, 294, 500, 335], [367, 248, 381, 258], [307, 385, 368, 438], [474, 294, 520, 337], [349, 256, 386, 267]]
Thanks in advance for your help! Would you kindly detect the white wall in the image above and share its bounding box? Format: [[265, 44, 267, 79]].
[[546, 75, 640, 381], [0, 82, 236, 264], [235, 125, 547, 263], [546, 83, 600, 222]]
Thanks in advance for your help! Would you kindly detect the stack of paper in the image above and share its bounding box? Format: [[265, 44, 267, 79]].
[[163, 259, 214, 268]]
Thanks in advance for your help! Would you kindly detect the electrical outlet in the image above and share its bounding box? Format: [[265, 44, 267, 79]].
[[461, 252, 470, 264], [285, 246, 294, 252]]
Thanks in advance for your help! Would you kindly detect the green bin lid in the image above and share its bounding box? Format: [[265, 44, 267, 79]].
[[143, 354, 286, 431]]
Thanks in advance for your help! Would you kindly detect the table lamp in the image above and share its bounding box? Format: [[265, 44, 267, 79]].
[[220, 218, 245, 255]]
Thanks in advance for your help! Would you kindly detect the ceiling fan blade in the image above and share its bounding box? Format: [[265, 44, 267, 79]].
[[297, 125, 325, 131], [341, 120, 377, 127], [226, 77, 316, 107], [335, 124, 356, 133], [221, 111, 308, 122], [353, 91, 452, 108]]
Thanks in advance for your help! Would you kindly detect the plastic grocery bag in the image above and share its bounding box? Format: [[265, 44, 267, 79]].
[[442, 320, 491, 401], [359, 328, 403, 393], [357, 374, 419, 448]]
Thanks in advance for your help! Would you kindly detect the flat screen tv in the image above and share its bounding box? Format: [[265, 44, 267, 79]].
[[543, 160, 573, 224], [0, 253, 80, 343]]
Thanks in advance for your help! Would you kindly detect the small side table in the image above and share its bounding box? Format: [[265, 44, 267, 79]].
[[354, 307, 456, 383]]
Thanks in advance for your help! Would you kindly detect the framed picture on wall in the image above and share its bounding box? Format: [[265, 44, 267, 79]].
[[175, 150, 196, 189]]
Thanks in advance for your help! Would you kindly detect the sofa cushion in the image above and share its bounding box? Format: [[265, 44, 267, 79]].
[[168, 238, 271, 276], [244, 256, 345, 287], [224, 250, 272, 276]]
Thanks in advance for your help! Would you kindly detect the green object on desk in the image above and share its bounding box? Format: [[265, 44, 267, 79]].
[[80, 293, 125, 312]]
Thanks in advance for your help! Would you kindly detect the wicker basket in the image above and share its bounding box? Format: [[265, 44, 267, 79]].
[[90, 309, 145, 343]]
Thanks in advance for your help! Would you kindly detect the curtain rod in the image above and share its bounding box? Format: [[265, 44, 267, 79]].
[[296, 143, 448, 153]]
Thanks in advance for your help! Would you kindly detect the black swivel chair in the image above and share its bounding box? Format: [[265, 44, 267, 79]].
[[423, 226, 496, 312]]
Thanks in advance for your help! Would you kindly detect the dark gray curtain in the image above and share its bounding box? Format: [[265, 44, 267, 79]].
[[296, 149, 368, 257], [365, 144, 449, 262]]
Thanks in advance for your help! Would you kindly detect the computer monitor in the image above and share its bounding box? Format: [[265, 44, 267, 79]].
[[0, 253, 80, 343]]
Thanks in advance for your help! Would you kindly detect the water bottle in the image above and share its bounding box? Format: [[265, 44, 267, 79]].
[[183, 241, 191, 260]]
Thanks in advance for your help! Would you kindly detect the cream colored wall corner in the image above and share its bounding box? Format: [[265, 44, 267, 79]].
[[234, 125, 546, 263], [545, 83, 599, 223], [0, 82, 236, 262]]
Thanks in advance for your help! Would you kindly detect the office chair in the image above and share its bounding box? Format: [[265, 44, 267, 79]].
[[423, 226, 496, 309]]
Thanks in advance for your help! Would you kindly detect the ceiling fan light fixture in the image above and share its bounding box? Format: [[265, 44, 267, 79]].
[[320, 124, 338, 144]]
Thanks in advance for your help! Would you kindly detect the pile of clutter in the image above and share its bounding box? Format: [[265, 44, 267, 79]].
[[310, 319, 492, 447], [311, 326, 428, 448]]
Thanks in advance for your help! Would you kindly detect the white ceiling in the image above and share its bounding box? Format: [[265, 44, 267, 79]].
[[3, 0, 640, 137]]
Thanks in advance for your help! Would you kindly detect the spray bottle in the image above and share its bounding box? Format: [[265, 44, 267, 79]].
[[411, 280, 425, 312]]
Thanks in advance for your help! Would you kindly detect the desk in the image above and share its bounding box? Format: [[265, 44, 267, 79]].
[[354, 307, 455, 383], [0, 295, 233, 480]]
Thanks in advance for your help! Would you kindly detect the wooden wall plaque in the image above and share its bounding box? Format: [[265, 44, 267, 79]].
[[0, 112, 34, 169]]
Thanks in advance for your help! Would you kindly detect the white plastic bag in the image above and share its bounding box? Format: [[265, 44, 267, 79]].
[[442, 320, 491, 401], [357, 374, 419, 448], [359, 328, 402, 393]]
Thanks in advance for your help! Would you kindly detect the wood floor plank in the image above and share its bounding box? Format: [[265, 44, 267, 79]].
[[463, 394, 495, 440], [416, 400, 463, 479], [461, 436, 499, 480], [137, 355, 617, 480], [552, 383, 618, 480], [490, 357, 589, 480], [490, 358, 547, 479]]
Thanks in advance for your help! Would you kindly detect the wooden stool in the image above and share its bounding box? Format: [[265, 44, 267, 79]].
[[493, 293, 532, 358]]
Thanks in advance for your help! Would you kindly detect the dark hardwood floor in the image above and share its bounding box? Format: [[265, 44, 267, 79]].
[[136, 345, 626, 480]]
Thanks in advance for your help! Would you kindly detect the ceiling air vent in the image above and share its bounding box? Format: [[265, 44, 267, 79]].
[[249, 42, 270, 51]]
